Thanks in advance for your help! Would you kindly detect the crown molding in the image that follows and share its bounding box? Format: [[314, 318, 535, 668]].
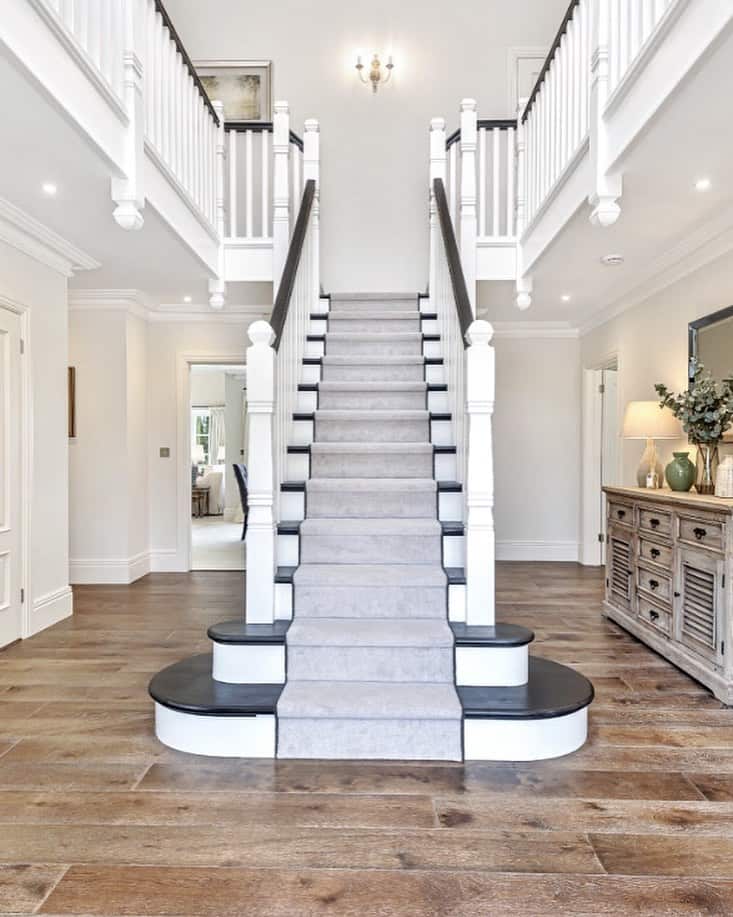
[[0, 197, 100, 277], [579, 209, 733, 337], [492, 321, 579, 339], [69, 289, 270, 324], [69, 289, 149, 320]]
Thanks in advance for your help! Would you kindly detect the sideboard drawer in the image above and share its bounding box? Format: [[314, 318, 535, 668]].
[[639, 508, 672, 538], [639, 537, 672, 569], [679, 516, 724, 552], [608, 501, 633, 527], [637, 564, 672, 603], [638, 596, 671, 636]]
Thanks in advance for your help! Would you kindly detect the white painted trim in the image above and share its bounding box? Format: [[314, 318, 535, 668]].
[[463, 705, 588, 760], [212, 643, 285, 684], [496, 540, 579, 562], [149, 548, 179, 573], [68, 289, 269, 323], [29, 585, 73, 636], [507, 46, 549, 114], [0, 197, 99, 276], [456, 645, 529, 687], [69, 551, 150, 585], [492, 322, 579, 339], [154, 703, 276, 757]]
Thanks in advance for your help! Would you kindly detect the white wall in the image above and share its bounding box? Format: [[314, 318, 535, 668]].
[[190, 369, 226, 406], [493, 334, 582, 561], [0, 238, 71, 633], [168, 0, 566, 292]]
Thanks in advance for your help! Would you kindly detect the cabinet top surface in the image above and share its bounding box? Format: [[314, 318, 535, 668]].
[[604, 486, 733, 513]]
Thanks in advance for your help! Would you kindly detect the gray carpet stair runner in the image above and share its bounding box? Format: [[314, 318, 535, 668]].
[[277, 294, 463, 760]]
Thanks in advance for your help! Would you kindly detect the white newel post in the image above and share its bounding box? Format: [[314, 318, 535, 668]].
[[272, 101, 291, 295], [459, 99, 478, 315], [303, 119, 320, 304], [514, 99, 533, 310], [245, 320, 276, 624], [465, 320, 496, 626], [589, 0, 622, 227], [208, 100, 227, 309], [428, 118, 447, 312], [111, 0, 145, 230]]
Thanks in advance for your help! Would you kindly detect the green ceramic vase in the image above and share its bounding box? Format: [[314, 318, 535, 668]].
[[665, 451, 695, 492]]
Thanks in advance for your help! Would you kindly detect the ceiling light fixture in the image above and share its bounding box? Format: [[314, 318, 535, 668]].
[[695, 178, 712, 192], [355, 53, 394, 93], [601, 254, 625, 266], [561, 294, 571, 302], [183, 295, 192, 303], [42, 182, 57, 196]]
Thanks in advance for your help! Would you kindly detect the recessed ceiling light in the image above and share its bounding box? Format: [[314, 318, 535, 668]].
[[601, 254, 625, 266], [183, 295, 192, 303], [42, 182, 57, 196], [561, 294, 571, 302], [695, 178, 712, 192]]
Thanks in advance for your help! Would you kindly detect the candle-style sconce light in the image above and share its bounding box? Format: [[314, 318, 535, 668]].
[[355, 53, 394, 93]]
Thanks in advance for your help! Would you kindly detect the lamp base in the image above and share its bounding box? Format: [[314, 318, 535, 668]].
[[636, 438, 663, 488]]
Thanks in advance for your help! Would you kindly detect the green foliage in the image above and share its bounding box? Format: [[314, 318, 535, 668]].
[[655, 362, 733, 444]]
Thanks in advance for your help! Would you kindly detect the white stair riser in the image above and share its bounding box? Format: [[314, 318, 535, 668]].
[[423, 340, 441, 359], [287, 453, 310, 480], [455, 645, 529, 687], [463, 707, 589, 761], [310, 318, 328, 335], [275, 583, 293, 620], [307, 489, 435, 519], [212, 643, 286, 684], [327, 338, 424, 357], [297, 390, 318, 411], [427, 391, 449, 412], [431, 420, 453, 446], [443, 534, 465, 567], [439, 492, 463, 522], [435, 453, 457, 479], [300, 533, 441, 566], [315, 297, 330, 314], [292, 420, 313, 446], [425, 365, 444, 385], [287, 646, 454, 682], [277, 533, 299, 567], [449, 583, 466, 622], [306, 340, 325, 358], [301, 364, 321, 384], [154, 704, 276, 757], [280, 491, 305, 520]]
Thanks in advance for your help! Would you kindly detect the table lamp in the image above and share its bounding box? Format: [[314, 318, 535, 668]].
[[191, 444, 206, 471], [622, 401, 681, 487]]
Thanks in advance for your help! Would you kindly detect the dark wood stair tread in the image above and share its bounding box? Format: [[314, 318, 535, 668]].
[[459, 657, 594, 720], [207, 620, 291, 645], [149, 654, 283, 716], [450, 622, 534, 647]]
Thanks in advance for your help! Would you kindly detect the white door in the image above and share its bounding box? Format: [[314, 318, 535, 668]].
[[600, 368, 619, 564], [0, 308, 22, 648]]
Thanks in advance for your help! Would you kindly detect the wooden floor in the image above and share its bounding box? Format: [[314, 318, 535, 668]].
[[1, 564, 733, 915]]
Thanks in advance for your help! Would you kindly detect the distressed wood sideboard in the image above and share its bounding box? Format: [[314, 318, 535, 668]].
[[603, 486, 733, 705]]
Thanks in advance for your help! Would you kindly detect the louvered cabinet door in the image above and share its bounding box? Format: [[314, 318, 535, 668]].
[[607, 525, 634, 611], [675, 546, 725, 667]]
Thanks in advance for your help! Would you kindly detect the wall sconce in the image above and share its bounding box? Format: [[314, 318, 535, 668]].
[[356, 53, 394, 93]]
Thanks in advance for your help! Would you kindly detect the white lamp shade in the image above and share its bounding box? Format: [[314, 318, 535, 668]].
[[622, 401, 681, 440], [192, 444, 206, 464]]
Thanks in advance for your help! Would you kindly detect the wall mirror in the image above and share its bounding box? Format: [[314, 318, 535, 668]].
[[689, 304, 733, 442]]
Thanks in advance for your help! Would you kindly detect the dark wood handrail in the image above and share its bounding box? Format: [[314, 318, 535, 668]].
[[521, 0, 581, 124], [446, 119, 517, 149], [289, 130, 304, 152], [432, 178, 472, 347], [225, 121, 273, 133], [270, 180, 317, 351], [154, 0, 220, 126]]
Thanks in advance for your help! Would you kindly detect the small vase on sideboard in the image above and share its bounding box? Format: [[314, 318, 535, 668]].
[[695, 443, 720, 496], [665, 451, 695, 492]]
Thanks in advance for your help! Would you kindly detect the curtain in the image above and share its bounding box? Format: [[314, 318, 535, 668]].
[[209, 407, 226, 465]]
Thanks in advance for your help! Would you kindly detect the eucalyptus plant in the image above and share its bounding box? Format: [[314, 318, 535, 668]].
[[655, 362, 733, 444]]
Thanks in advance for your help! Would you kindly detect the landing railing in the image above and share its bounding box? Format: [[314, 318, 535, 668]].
[[430, 164, 496, 626], [607, 0, 678, 99], [244, 147, 320, 624]]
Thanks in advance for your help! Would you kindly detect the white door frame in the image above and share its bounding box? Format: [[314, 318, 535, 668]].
[[580, 353, 622, 567], [0, 295, 32, 638], [176, 352, 246, 572]]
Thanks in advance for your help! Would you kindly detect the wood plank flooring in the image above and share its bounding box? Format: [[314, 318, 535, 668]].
[[1, 564, 732, 915]]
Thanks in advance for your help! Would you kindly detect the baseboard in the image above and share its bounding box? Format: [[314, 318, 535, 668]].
[[29, 585, 73, 636], [69, 551, 151, 585], [149, 549, 184, 573], [496, 540, 579, 562]]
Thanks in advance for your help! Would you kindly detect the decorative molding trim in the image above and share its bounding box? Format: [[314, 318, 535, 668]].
[[30, 585, 73, 636], [149, 548, 182, 573], [496, 540, 579, 562], [492, 322, 579, 340], [69, 551, 150, 585], [69, 289, 150, 320], [0, 197, 100, 276], [69, 289, 270, 324]]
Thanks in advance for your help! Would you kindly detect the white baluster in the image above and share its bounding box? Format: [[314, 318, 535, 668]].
[[292, 144, 301, 217], [491, 127, 500, 236], [245, 320, 276, 625], [303, 119, 320, 308], [245, 130, 253, 237], [207, 100, 227, 309], [465, 320, 495, 626], [449, 141, 457, 226], [459, 99, 477, 313], [272, 101, 291, 294], [261, 129, 269, 239], [478, 127, 487, 238], [228, 129, 238, 237], [429, 117, 447, 314], [506, 126, 515, 237]]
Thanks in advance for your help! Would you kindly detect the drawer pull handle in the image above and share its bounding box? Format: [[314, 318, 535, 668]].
[[650, 518, 661, 529], [649, 610, 660, 622], [649, 579, 660, 591], [650, 548, 661, 560], [674, 591, 681, 598], [694, 527, 707, 541], [617, 509, 626, 519]]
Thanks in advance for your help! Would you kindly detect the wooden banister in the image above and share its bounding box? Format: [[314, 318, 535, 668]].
[[433, 177, 473, 345], [270, 179, 316, 351], [521, 0, 581, 123]]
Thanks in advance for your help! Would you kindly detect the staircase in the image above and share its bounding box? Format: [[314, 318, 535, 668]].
[[276, 294, 462, 760]]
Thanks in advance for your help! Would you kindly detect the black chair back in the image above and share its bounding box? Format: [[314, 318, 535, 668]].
[[233, 463, 249, 540]]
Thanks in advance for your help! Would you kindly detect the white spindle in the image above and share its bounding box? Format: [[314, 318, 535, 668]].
[[478, 128, 487, 238], [261, 130, 270, 238], [429, 118, 447, 314], [245, 130, 254, 238], [449, 142, 457, 226], [229, 129, 238, 237], [491, 127, 500, 236], [506, 126, 515, 236]]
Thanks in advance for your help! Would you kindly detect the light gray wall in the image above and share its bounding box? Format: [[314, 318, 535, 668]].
[[168, 0, 566, 292]]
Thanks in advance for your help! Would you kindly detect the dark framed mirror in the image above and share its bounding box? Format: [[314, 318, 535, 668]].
[[689, 304, 733, 382]]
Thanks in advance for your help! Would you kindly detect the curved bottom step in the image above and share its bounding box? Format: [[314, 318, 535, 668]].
[[459, 657, 593, 761]]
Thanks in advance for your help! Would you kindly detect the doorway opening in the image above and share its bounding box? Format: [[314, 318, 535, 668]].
[[581, 358, 620, 566], [189, 364, 247, 571]]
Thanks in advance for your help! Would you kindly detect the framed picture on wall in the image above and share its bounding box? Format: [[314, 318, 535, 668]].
[[194, 60, 272, 122]]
